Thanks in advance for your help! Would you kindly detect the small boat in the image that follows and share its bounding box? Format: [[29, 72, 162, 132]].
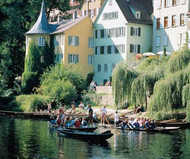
[[58, 126, 98, 132], [58, 128, 113, 141], [156, 122, 190, 129], [116, 126, 180, 133]]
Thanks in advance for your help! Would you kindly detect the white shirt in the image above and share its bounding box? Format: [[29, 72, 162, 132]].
[[114, 114, 119, 122], [102, 108, 107, 114]]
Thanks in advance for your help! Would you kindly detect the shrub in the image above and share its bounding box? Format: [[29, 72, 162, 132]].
[[15, 95, 51, 112], [82, 92, 102, 106]]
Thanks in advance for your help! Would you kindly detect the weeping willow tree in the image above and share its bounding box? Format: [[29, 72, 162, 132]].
[[131, 67, 164, 109], [182, 84, 190, 122], [148, 47, 190, 119], [112, 61, 138, 108]]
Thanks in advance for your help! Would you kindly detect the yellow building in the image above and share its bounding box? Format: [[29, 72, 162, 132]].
[[52, 16, 94, 76], [25, 1, 94, 77], [80, 0, 105, 22]]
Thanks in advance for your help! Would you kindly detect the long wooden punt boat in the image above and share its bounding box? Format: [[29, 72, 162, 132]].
[[156, 122, 190, 129], [58, 128, 113, 141], [116, 126, 180, 133], [57, 126, 98, 132]]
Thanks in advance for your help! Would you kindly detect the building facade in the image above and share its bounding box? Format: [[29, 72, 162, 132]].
[[93, 0, 153, 85], [25, 1, 93, 77], [153, 0, 190, 54]]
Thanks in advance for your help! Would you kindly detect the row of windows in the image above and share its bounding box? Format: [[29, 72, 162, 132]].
[[102, 11, 118, 20], [97, 63, 115, 72], [156, 13, 186, 29], [156, 33, 186, 47], [55, 54, 94, 65], [157, 0, 186, 9], [81, 8, 100, 17], [95, 44, 125, 55], [95, 27, 126, 38]]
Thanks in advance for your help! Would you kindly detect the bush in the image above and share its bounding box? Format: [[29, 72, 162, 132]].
[[82, 92, 102, 106], [15, 95, 51, 112]]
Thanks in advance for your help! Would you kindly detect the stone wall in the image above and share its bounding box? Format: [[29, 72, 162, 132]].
[[96, 86, 112, 94], [95, 86, 114, 106]]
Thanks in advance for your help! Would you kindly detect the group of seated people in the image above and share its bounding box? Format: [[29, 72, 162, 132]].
[[50, 115, 89, 128], [119, 117, 156, 130]]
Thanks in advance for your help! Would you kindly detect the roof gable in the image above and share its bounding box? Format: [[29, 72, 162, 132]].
[[26, 0, 52, 35]]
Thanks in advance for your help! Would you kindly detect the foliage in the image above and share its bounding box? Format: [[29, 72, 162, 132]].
[[0, 0, 72, 93], [39, 63, 85, 104], [167, 46, 190, 73], [112, 61, 138, 108], [182, 84, 190, 122], [82, 92, 102, 106], [15, 95, 51, 112]]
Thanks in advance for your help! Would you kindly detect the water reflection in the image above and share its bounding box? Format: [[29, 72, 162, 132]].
[[1, 117, 190, 159]]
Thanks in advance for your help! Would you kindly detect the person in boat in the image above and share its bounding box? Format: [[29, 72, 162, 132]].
[[56, 115, 61, 126], [101, 105, 107, 124], [114, 111, 119, 127], [145, 119, 151, 129], [139, 117, 145, 128], [81, 118, 88, 127], [149, 119, 156, 129], [134, 104, 144, 114], [88, 105, 93, 125], [60, 111, 66, 126], [64, 117, 71, 127], [74, 118, 81, 128], [49, 115, 56, 124], [70, 117, 75, 127], [133, 118, 140, 129], [48, 101, 53, 114], [78, 101, 85, 110], [58, 103, 65, 115]]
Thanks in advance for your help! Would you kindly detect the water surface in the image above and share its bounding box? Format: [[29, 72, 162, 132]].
[[0, 117, 190, 159]]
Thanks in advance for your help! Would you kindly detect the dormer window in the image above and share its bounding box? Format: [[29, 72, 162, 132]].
[[136, 12, 141, 19]]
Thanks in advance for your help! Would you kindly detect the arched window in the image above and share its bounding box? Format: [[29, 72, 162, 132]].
[[97, 64, 101, 72], [104, 64, 108, 72], [112, 63, 115, 72]]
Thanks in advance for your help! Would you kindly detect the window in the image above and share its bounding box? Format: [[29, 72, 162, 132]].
[[55, 54, 63, 63], [100, 29, 105, 38], [116, 27, 125, 36], [164, 0, 170, 7], [68, 36, 79, 46], [103, 12, 118, 20], [136, 12, 141, 19], [88, 55, 93, 64], [164, 35, 168, 46], [100, 46, 104, 54], [180, 14, 184, 25], [95, 46, 100, 54], [131, 27, 141, 36], [156, 18, 160, 29], [172, 0, 178, 5], [156, 36, 161, 47], [109, 0, 112, 6], [38, 36, 45, 46], [97, 64, 101, 72], [157, 0, 161, 9], [164, 17, 168, 28], [104, 64, 108, 72], [88, 37, 93, 48], [117, 44, 125, 53], [112, 63, 115, 72], [181, 0, 186, 4], [68, 54, 79, 63], [107, 46, 112, 54], [172, 15, 176, 27], [130, 44, 140, 53], [90, 9, 94, 17]]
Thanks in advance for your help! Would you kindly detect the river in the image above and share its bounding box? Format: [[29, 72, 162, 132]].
[[0, 116, 190, 159]]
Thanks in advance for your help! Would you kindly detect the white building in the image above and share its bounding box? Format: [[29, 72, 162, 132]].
[[153, 0, 190, 54], [93, 0, 153, 85]]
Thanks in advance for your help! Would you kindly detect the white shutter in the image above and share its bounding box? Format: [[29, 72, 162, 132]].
[[176, 15, 179, 26], [168, 16, 171, 27], [177, 33, 182, 45], [82, 10, 84, 16], [160, 17, 164, 28], [183, 33, 187, 44], [96, 8, 99, 16], [157, 0, 161, 9], [184, 15, 187, 25], [181, 0, 186, 4], [176, 0, 179, 5]]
